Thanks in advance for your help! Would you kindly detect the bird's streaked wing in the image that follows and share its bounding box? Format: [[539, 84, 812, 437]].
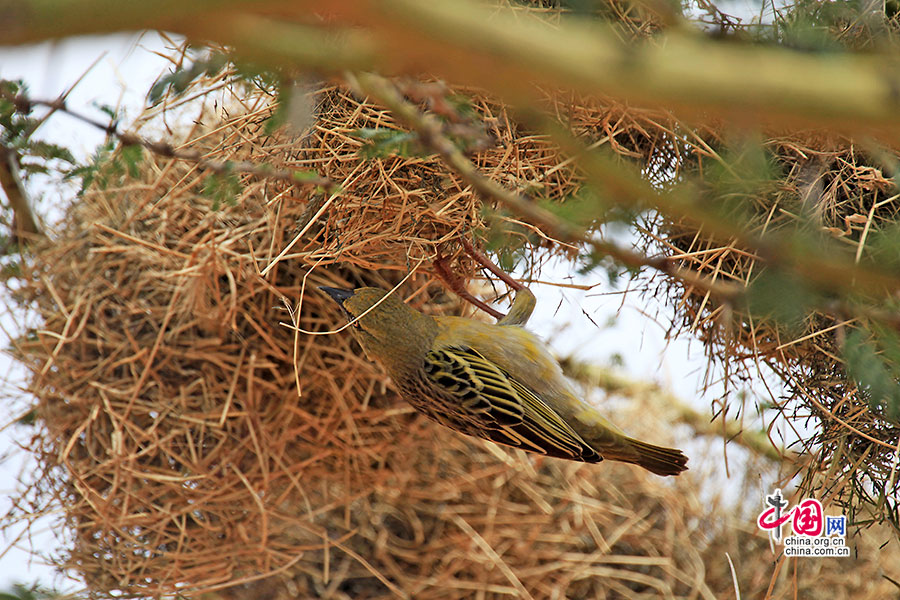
[[423, 346, 601, 462]]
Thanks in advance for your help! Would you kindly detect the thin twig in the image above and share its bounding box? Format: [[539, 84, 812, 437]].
[[3, 89, 335, 190], [433, 245, 505, 320]]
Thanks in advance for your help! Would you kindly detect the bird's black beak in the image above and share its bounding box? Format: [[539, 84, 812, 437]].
[[319, 286, 354, 306]]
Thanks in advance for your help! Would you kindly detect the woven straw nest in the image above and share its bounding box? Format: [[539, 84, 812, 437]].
[[634, 137, 900, 533], [552, 91, 900, 533], [6, 65, 900, 599], [525, 0, 900, 545]]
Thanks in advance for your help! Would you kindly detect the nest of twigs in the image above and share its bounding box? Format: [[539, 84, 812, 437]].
[[632, 136, 900, 534], [5, 43, 900, 600], [541, 39, 900, 532], [2, 75, 655, 597]]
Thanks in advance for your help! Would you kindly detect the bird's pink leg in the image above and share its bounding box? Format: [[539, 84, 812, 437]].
[[459, 237, 524, 290], [433, 247, 506, 320], [459, 238, 535, 326]]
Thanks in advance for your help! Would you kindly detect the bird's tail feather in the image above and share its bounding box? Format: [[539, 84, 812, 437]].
[[624, 437, 689, 477]]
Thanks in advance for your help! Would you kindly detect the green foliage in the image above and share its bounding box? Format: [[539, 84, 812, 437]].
[[17, 141, 76, 174], [576, 247, 631, 284], [478, 210, 532, 272], [444, 94, 479, 122], [0, 79, 77, 172], [0, 80, 33, 140], [16, 408, 37, 426], [148, 50, 229, 105], [863, 223, 900, 271], [64, 139, 146, 194], [607, 352, 625, 368], [201, 171, 243, 210], [64, 141, 144, 194], [149, 48, 285, 113], [540, 187, 636, 230], [291, 168, 335, 195], [65, 140, 113, 192], [1, 78, 140, 201], [843, 327, 900, 423], [263, 81, 292, 135], [120, 144, 144, 179], [745, 268, 820, 333], [0, 254, 23, 282], [92, 102, 118, 121], [227, 57, 283, 92], [761, 0, 888, 51], [352, 127, 419, 158], [702, 138, 781, 220], [0, 583, 60, 600], [291, 169, 325, 183], [351, 89, 490, 159]]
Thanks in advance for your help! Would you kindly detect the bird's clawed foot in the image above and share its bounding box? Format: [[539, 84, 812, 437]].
[[434, 246, 505, 320], [433, 238, 536, 326]]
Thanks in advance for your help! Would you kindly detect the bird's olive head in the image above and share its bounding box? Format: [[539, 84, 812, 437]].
[[320, 286, 436, 369]]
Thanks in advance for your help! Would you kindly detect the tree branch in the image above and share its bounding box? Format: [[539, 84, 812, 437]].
[[3, 90, 335, 191], [348, 71, 741, 299], [559, 356, 791, 463], [6, 0, 900, 136], [0, 143, 42, 243]]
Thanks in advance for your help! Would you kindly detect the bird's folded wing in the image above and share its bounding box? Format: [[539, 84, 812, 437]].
[[424, 346, 600, 461]]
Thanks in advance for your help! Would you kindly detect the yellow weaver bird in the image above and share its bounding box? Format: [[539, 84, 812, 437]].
[[321, 284, 688, 476]]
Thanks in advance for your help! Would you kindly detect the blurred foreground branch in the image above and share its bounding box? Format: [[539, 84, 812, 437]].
[[4, 0, 900, 136], [0, 143, 41, 242], [349, 71, 741, 298], [559, 356, 790, 463]]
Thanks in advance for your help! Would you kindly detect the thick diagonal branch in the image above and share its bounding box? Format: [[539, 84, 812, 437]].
[[349, 72, 740, 301], [0, 144, 42, 243]]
